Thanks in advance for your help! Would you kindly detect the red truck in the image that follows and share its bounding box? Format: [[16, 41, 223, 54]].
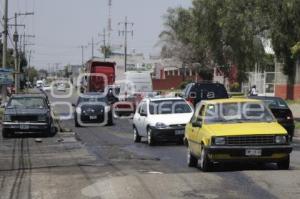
[[84, 59, 116, 92]]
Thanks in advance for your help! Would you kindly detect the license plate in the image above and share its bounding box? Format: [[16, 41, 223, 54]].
[[20, 124, 29, 130], [89, 116, 97, 120], [175, 130, 185, 135], [245, 149, 262, 156]]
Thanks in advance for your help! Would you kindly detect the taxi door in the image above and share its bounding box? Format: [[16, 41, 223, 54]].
[[188, 104, 206, 157]]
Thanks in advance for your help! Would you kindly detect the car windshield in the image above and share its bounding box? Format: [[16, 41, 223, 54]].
[[7, 97, 46, 109], [263, 98, 288, 109], [204, 102, 275, 124], [149, 100, 192, 115], [78, 96, 107, 104]]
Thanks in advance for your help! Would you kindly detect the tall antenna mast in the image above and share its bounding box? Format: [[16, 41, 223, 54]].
[[107, 0, 112, 46]]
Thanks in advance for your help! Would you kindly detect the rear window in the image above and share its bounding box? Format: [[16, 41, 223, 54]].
[[8, 97, 46, 109], [149, 100, 192, 115], [78, 97, 108, 104], [192, 84, 228, 100], [264, 98, 288, 109]]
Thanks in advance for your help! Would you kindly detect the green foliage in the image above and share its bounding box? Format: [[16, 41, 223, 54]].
[[160, 0, 300, 84], [26, 67, 38, 83], [291, 42, 300, 58]]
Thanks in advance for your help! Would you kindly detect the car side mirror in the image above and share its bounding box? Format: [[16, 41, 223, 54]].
[[72, 103, 76, 107], [192, 120, 202, 128]]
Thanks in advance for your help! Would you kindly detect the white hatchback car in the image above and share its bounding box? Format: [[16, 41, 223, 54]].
[[133, 97, 193, 145]]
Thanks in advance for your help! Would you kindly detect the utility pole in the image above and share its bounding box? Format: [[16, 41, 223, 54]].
[[99, 29, 107, 60], [13, 13, 19, 93], [88, 37, 95, 58], [118, 17, 134, 72], [22, 34, 35, 53], [80, 45, 87, 67], [11, 12, 34, 93], [2, 0, 8, 69], [1, 0, 8, 102]]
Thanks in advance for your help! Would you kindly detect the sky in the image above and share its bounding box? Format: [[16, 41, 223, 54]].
[[2, 0, 191, 70]]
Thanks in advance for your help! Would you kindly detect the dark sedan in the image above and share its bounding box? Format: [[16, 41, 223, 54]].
[[249, 96, 295, 141], [2, 94, 55, 138], [73, 93, 113, 127]]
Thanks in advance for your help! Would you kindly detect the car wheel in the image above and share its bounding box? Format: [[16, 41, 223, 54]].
[[187, 148, 198, 167], [199, 145, 212, 172], [133, 127, 141, 143], [47, 125, 56, 137], [277, 155, 290, 170], [147, 128, 155, 146], [2, 128, 12, 138]]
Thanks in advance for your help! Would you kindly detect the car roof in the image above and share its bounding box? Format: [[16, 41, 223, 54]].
[[11, 93, 47, 98], [79, 92, 106, 97], [202, 98, 261, 104], [146, 97, 185, 102], [248, 96, 282, 100]]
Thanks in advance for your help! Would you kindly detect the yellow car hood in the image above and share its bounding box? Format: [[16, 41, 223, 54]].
[[205, 122, 287, 136]]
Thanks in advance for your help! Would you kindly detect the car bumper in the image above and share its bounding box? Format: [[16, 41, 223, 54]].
[[150, 126, 185, 141], [3, 122, 49, 132], [205, 145, 293, 162], [114, 109, 134, 117]]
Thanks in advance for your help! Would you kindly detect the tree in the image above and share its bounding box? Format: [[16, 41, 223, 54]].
[[26, 67, 38, 83], [0, 41, 15, 69], [263, 0, 300, 84], [159, 0, 299, 83]]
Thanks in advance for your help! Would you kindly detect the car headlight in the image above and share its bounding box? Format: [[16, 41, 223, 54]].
[[76, 107, 82, 114], [214, 137, 225, 145], [275, 136, 287, 144], [38, 115, 47, 122], [155, 122, 168, 129], [4, 115, 11, 122]]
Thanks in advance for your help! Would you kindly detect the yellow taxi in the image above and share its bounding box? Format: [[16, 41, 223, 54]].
[[185, 98, 292, 171]]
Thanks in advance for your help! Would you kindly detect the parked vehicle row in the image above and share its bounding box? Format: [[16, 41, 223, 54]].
[[131, 82, 293, 171], [1, 81, 294, 171]]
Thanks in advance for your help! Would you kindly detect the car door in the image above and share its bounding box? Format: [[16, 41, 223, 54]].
[[189, 104, 206, 157], [139, 102, 148, 136], [134, 103, 143, 133]]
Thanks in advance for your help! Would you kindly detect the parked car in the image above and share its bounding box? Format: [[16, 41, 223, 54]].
[[2, 94, 55, 138], [56, 84, 66, 92], [182, 82, 229, 107], [42, 85, 52, 92], [248, 96, 295, 141], [114, 96, 136, 117], [73, 93, 113, 127], [133, 97, 194, 145], [185, 98, 292, 171]]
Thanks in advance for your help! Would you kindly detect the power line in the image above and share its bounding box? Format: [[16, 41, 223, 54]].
[[118, 16, 134, 72]]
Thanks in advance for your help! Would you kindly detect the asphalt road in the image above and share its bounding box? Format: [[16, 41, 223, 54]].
[[0, 91, 300, 199]]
